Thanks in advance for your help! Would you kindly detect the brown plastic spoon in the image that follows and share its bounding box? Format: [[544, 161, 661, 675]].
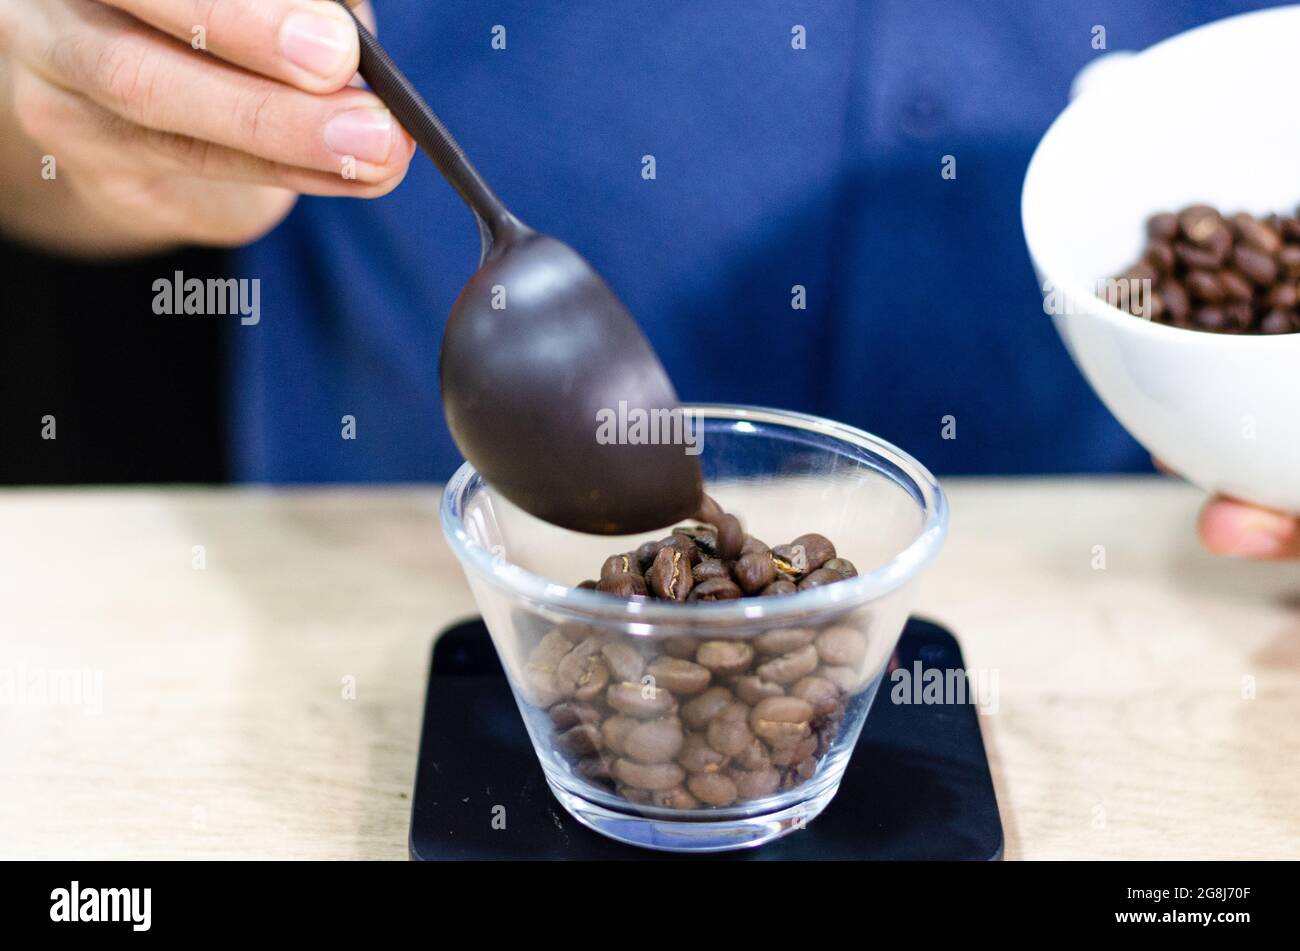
[[332, 2, 701, 533]]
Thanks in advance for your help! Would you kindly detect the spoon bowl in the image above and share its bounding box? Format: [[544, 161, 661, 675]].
[[441, 223, 703, 533]]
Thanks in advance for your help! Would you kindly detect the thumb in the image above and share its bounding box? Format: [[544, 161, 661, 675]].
[[1197, 496, 1300, 559]]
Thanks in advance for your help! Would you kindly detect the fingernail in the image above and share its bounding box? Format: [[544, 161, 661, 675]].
[[324, 108, 395, 164], [281, 11, 355, 79]]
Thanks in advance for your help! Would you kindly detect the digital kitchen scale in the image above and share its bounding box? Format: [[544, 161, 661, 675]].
[[409, 617, 1003, 860]]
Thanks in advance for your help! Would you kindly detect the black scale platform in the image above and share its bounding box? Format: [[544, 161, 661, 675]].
[[410, 617, 1002, 860]]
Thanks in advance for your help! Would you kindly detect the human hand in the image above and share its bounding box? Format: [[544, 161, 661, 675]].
[[0, 0, 414, 253]]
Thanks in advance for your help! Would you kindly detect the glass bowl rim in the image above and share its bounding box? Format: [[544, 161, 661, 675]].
[[439, 404, 949, 627]]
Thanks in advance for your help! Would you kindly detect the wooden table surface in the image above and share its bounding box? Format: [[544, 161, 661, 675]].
[[1, 478, 1297, 860]]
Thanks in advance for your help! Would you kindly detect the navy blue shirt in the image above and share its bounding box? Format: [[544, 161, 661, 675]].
[[230, 0, 1272, 483]]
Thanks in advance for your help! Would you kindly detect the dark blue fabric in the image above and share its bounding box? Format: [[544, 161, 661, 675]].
[[230, 0, 1278, 483]]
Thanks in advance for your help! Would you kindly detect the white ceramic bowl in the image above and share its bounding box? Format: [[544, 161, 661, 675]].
[[1022, 6, 1300, 513]]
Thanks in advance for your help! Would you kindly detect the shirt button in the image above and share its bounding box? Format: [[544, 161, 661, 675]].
[[896, 86, 947, 140]]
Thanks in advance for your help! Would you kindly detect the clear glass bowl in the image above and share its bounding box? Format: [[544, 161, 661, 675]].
[[440, 405, 948, 852]]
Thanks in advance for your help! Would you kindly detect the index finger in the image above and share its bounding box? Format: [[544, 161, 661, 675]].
[[98, 0, 366, 93]]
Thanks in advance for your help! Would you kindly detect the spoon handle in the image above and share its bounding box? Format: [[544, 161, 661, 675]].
[[332, 1, 516, 244]]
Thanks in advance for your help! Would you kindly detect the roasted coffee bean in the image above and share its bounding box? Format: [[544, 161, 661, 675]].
[[749, 696, 814, 744], [732, 675, 784, 705], [658, 533, 700, 566], [1232, 212, 1282, 254], [674, 525, 718, 558], [579, 752, 616, 783], [613, 758, 685, 791], [798, 567, 841, 590], [601, 715, 638, 755], [1121, 261, 1159, 287], [692, 559, 730, 583], [1233, 245, 1277, 286], [1143, 240, 1175, 273], [788, 757, 818, 786], [1121, 270, 1159, 317], [653, 786, 699, 810], [625, 717, 685, 764], [706, 702, 755, 756], [769, 734, 818, 767], [688, 577, 743, 601], [756, 644, 819, 685], [680, 686, 735, 730], [687, 771, 738, 806], [524, 630, 574, 704], [1144, 291, 1169, 322], [645, 656, 711, 695], [607, 681, 676, 718], [791, 675, 841, 717], [715, 514, 744, 560], [1179, 204, 1223, 244], [556, 647, 610, 701], [820, 665, 860, 692], [1224, 302, 1253, 332], [1160, 281, 1191, 324], [823, 558, 857, 578], [815, 626, 867, 667], [739, 535, 771, 557], [1147, 212, 1179, 242], [576, 579, 598, 590], [556, 657, 605, 701], [557, 620, 598, 642], [523, 668, 564, 707], [557, 722, 603, 756], [1203, 224, 1233, 263], [1261, 309, 1296, 334], [635, 540, 662, 572], [1219, 269, 1253, 302], [618, 783, 655, 804], [550, 700, 602, 730], [648, 546, 693, 601], [1185, 269, 1222, 302], [729, 765, 780, 799], [1174, 241, 1221, 271], [1146, 289, 1165, 323], [760, 579, 798, 597], [529, 629, 574, 670], [815, 712, 844, 757], [677, 733, 727, 773], [733, 551, 776, 594], [600, 553, 637, 580], [662, 636, 699, 660], [791, 533, 835, 570], [1280, 245, 1300, 277], [1268, 282, 1298, 310], [1193, 307, 1228, 331], [732, 737, 771, 771], [770, 544, 808, 576], [754, 627, 815, 656], [596, 571, 648, 598], [695, 639, 755, 677], [600, 641, 645, 683]]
